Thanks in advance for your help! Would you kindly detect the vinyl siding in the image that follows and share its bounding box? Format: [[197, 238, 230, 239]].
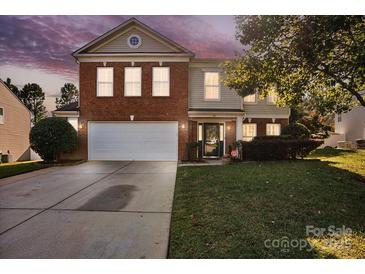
[[335, 106, 365, 142], [0, 82, 31, 161], [189, 66, 242, 109], [189, 61, 290, 117], [244, 98, 290, 118], [91, 27, 179, 53]]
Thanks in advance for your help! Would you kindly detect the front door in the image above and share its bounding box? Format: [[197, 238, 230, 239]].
[[204, 123, 220, 157]]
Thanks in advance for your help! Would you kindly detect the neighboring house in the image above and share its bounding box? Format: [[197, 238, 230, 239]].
[[333, 107, 365, 146], [53, 18, 289, 161], [0, 79, 32, 162], [322, 93, 365, 148], [51, 102, 79, 131]]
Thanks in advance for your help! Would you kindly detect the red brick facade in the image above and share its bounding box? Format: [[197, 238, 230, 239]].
[[188, 121, 198, 145], [76, 62, 189, 160]]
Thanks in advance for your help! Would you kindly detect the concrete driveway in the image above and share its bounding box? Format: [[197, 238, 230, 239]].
[[0, 161, 177, 258]]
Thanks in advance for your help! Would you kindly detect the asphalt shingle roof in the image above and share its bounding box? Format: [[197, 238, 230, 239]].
[[55, 102, 79, 111]]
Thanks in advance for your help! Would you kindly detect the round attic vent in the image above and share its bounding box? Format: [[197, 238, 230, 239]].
[[127, 34, 142, 48]]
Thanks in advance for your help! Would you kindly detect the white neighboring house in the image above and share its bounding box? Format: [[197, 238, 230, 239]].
[[335, 106, 365, 145], [323, 105, 365, 148]]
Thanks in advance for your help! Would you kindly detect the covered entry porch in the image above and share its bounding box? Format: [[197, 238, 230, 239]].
[[188, 110, 244, 158]]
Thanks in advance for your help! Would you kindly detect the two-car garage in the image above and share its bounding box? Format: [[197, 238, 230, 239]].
[[88, 122, 178, 161]]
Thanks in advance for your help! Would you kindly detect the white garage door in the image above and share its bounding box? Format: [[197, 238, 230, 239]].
[[88, 122, 178, 161]]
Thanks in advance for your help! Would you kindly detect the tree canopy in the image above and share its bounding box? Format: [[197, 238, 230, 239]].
[[2, 78, 47, 124], [223, 16, 365, 115], [55, 83, 79, 109], [22, 83, 46, 124]]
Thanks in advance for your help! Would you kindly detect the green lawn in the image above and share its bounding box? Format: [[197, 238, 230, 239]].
[[0, 161, 45, 179], [169, 149, 365, 258], [308, 147, 365, 177]]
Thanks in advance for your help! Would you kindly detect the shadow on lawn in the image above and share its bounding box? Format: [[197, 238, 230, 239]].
[[309, 147, 357, 158], [304, 158, 365, 183]]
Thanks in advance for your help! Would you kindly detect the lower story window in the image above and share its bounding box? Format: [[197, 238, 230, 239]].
[[242, 123, 257, 141], [67, 117, 78, 131], [266, 123, 281, 136]]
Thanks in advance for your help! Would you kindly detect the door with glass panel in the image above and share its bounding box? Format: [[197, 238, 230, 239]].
[[203, 123, 220, 157]]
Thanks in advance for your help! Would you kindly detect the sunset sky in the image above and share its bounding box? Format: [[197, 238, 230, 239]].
[[0, 15, 242, 111]]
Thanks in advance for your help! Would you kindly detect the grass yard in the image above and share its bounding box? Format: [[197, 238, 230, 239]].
[[0, 161, 45, 179], [169, 148, 365, 258], [308, 147, 365, 177]]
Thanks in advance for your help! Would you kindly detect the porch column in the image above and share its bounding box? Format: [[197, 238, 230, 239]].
[[236, 115, 243, 141]]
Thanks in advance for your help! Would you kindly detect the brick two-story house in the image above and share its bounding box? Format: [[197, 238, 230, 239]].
[[53, 18, 290, 161]]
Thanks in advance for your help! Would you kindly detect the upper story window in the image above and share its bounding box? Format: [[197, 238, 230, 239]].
[[243, 93, 257, 103], [97, 67, 113, 97], [204, 72, 220, 100], [0, 107, 4, 124], [267, 90, 278, 104], [266, 123, 281, 136], [127, 34, 142, 48], [242, 123, 257, 141], [124, 67, 142, 96], [153, 67, 170, 96]]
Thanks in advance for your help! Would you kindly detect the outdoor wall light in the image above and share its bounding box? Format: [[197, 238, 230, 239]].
[[130, 115, 135, 121], [227, 126, 231, 130], [181, 123, 185, 129]]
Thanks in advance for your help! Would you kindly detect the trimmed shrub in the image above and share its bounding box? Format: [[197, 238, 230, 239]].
[[281, 123, 311, 139], [253, 135, 292, 141], [30, 117, 78, 162], [232, 139, 323, 161]]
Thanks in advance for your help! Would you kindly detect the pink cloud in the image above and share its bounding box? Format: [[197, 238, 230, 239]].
[[0, 16, 240, 80]]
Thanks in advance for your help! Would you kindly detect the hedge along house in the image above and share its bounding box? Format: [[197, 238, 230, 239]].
[[53, 17, 290, 161]]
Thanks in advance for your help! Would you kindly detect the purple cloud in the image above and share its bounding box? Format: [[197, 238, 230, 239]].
[[0, 16, 240, 80]]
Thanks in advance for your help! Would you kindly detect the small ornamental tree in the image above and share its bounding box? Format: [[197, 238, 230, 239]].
[[30, 117, 77, 162], [281, 123, 311, 139]]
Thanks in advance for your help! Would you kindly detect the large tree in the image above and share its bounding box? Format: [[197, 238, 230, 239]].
[[21, 83, 46, 124], [223, 16, 365, 114], [55, 83, 79, 109]]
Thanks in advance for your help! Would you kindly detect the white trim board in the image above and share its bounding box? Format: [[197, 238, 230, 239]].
[[244, 114, 290, 119], [77, 56, 191, 63]]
